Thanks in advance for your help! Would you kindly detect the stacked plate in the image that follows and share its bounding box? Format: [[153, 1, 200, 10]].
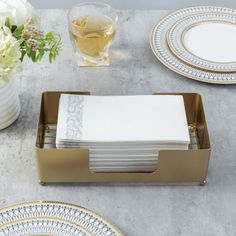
[[0, 201, 124, 236], [150, 6, 236, 84], [56, 94, 190, 172], [0, 79, 20, 130]]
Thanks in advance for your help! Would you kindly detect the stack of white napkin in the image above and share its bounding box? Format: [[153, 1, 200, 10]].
[[56, 94, 190, 172]]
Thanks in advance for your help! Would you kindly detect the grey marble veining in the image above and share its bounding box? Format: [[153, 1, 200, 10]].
[[0, 9, 236, 236]]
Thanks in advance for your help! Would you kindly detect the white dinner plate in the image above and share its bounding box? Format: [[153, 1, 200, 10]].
[[167, 12, 236, 72], [150, 6, 236, 84], [0, 201, 124, 236], [0, 218, 92, 236]]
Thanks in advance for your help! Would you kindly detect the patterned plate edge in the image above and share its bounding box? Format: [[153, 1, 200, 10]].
[[167, 14, 236, 72], [0, 201, 125, 236], [149, 5, 236, 84]]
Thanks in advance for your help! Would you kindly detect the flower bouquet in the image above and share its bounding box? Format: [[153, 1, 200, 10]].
[[0, 0, 61, 130]]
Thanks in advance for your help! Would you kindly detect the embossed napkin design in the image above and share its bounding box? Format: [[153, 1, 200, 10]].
[[65, 95, 84, 140]]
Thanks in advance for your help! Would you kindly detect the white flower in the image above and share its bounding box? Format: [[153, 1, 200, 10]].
[[0, 24, 22, 84], [0, 0, 39, 25]]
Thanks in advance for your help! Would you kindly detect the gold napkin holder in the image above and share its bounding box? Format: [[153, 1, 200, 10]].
[[36, 92, 211, 185]]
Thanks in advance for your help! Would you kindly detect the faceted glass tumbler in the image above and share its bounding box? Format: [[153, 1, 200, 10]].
[[68, 2, 118, 66]]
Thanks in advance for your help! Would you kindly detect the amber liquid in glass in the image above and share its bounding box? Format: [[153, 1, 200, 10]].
[[70, 15, 115, 58]]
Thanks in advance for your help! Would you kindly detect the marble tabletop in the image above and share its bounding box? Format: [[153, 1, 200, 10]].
[[0, 9, 236, 236]]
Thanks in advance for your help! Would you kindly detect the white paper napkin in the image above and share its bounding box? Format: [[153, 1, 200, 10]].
[[56, 94, 190, 145]]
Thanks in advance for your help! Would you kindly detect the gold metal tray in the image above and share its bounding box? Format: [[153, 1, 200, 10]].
[[36, 92, 211, 185]]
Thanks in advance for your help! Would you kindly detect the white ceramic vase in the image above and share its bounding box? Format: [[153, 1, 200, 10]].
[[0, 78, 21, 130]]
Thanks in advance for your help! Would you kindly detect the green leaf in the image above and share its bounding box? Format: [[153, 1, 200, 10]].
[[12, 25, 24, 39], [26, 45, 31, 57], [38, 49, 44, 61], [31, 50, 36, 62], [11, 25, 17, 33], [45, 32, 53, 39], [5, 17, 11, 29], [18, 38, 24, 45], [20, 50, 26, 62], [39, 40, 46, 49], [49, 52, 53, 63]]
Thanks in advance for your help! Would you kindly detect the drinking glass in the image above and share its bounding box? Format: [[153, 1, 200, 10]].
[[67, 2, 118, 66]]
